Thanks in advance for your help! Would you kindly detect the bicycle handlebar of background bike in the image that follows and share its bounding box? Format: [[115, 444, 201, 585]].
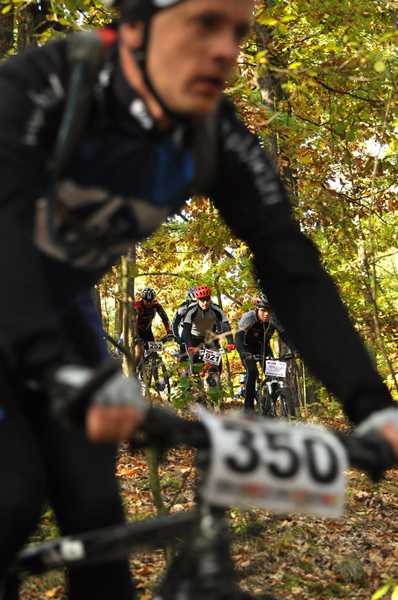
[[250, 353, 295, 361]]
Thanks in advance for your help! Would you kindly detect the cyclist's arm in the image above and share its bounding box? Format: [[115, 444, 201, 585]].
[[0, 41, 73, 375], [182, 305, 196, 349], [234, 329, 246, 355], [156, 301, 172, 334], [172, 306, 185, 342], [210, 102, 395, 425], [211, 304, 233, 345]]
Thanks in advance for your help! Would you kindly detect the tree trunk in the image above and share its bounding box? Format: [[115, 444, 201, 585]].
[[0, 7, 14, 59]]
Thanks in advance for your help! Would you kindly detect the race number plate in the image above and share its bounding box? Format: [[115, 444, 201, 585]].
[[265, 360, 287, 378], [147, 341, 163, 352], [203, 348, 222, 366], [199, 410, 347, 516]]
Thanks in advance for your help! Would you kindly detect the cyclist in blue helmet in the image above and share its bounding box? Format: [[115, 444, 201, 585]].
[[172, 287, 197, 360]]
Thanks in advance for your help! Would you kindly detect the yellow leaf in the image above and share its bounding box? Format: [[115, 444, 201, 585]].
[[392, 585, 398, 600]]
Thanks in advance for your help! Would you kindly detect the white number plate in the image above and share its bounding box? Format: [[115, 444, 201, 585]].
[[147, 341, 163, 352], [265, 360, 287, 378], [199, 410, 347, 516], [203, 349, 222, 366]]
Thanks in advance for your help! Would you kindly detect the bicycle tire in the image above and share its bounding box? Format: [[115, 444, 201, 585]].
[[259, 381, 272, 417], [271, 388, 295, 419], [153, 360, 171, 401]]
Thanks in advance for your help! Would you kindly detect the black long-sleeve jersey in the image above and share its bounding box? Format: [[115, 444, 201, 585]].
[[0, 34, 394, 423], [235, 310, 297, 355]]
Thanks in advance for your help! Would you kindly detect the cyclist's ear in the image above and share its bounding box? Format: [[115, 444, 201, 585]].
[[119, 22, 145, 50]]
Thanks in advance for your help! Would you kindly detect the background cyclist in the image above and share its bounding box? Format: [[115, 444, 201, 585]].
[[235, 293, 299, 414], [172, 286, 197, 361], [183, 285, 235, 369], [134, 287, 173, 364]]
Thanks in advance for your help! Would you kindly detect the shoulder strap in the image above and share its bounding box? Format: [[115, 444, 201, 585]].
[[190, 104, 220, 195], [49, 30, 109, 178]]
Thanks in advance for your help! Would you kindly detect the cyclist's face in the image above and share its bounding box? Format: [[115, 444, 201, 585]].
[[257, 308, 271, 322], [197, 296, 211, 309], [143, 298, 154, 307], [146, 0, 253, 117]]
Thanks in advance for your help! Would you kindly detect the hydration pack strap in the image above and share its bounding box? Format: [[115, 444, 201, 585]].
[[49, 29, 113, 178]]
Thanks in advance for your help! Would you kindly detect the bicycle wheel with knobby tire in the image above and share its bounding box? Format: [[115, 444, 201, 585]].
[[259, 383, 272, 417], [153, 360, 171, 401], [271, 388, 295, 419], [207, 371, 223, 411]]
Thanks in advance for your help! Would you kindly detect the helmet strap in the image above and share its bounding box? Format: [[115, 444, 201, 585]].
[[130, 21, 194, 124]]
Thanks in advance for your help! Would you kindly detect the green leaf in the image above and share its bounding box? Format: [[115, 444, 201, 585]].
[[374, 60, 386, 72], [1, 4, 12, 14]]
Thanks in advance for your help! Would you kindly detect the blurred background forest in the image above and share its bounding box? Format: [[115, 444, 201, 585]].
[[2, 0, 398, 407]]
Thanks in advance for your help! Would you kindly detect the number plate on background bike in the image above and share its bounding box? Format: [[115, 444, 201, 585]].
[[147, 341, 163, 352], [202, 348, 222, 366], [199, 410, 347, 516], [265, 360, 287, 378]]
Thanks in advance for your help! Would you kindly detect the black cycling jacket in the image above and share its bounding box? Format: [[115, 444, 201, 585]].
[[0, 34, 394, 422]]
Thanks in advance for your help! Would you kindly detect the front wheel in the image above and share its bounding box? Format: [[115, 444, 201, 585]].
[[271, 388, 295, 419], [153, 360, 171, 401]]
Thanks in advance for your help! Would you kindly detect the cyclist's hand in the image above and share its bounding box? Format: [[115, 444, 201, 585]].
[[240, 351, 252, 360], [166, 333, 175, 342], [188, 346, 199, 355], [356, 407, 398, 458], [226, 343, 235, 352], [46, 361, 146, 441], [87, 404, 145, 442]]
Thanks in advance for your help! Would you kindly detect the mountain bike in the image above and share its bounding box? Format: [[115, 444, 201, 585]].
[[253, 352, 296, 419], [137, 334, 174, 400], [5, 407, 396, 600], [189, 346, 225, 408]]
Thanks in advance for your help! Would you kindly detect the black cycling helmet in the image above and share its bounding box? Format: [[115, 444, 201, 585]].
[[254, 293, 271, 310], [141, 287, 156, 301], [117, 0, 186, 23]]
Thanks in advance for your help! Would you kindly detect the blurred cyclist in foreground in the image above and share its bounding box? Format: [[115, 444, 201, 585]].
[[0, 0, 398, 598]]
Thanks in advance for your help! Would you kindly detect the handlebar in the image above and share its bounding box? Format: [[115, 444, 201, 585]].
[[250, 353, 295, 362], [133, 408, 397, 483]]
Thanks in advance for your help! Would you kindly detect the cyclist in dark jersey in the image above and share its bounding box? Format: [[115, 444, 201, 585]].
[[0, 0, 398, 597], [133, 286, 173, 361], [115, 287, 173, 362], [235, 293, 298, 414], [172, 287, 197, 360]]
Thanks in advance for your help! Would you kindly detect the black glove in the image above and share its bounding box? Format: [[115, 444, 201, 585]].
[[240, 351, 252, 360], [43, 360, 145, 426], [166, 333, 175, 342], [175, 336, 183, 345]]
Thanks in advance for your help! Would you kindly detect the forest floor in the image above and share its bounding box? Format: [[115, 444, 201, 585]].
[[18, 402, 398, 600]]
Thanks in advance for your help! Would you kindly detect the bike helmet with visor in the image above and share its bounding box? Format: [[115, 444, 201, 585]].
[[254, 293, 271, 310], [194, 285, 212, 300], [141, 287, 156, 301]]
